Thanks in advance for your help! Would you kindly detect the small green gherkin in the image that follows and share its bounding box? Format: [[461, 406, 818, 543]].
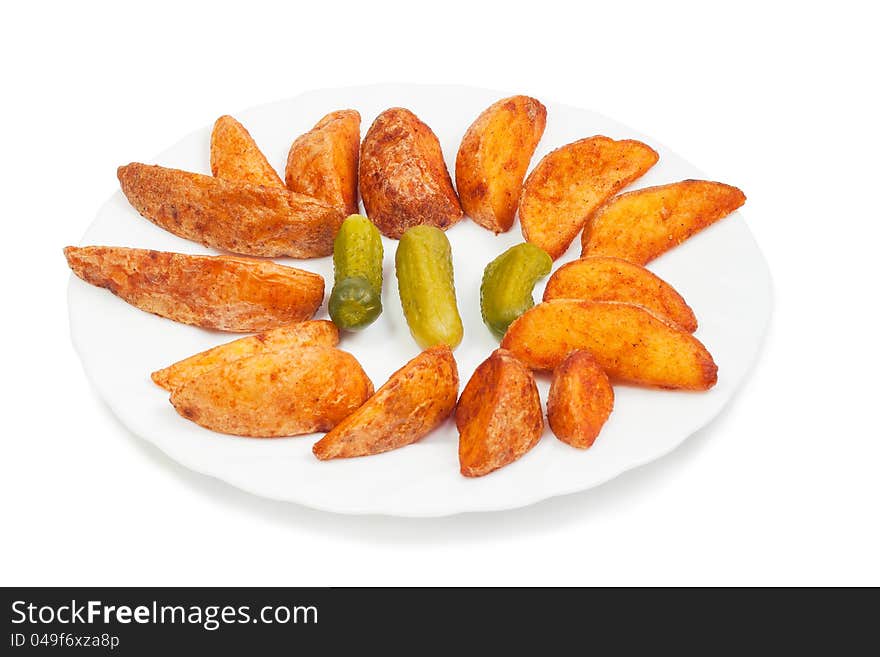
[[395, 226, 463, 349], [480, 242, 552, 339], [329, 215, 384, 330]]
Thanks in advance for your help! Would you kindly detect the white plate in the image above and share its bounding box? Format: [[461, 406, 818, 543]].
[[68, 83, 772, 517]]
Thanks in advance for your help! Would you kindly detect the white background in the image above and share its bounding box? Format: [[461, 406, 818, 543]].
[[1, 0, 877, 586]]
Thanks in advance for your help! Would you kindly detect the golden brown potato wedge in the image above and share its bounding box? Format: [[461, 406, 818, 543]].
[[170, 346, 373, 438], [542, 256, 698, 332], [210, 115, 284, 188], [547, 350, 614, 449], [500, 299, 717, 390], [455, 96, 546, 233], [64, 246, 324, 332], [312, 345, 459, 460], [519, 136, 659, 259], [359, 108, 463, 239], [285, 110, 361, 215], [457, 348, 543, 477], [151, 320, 339, 392], [117, 163, 345, 258], [581, 180, 746, 265]]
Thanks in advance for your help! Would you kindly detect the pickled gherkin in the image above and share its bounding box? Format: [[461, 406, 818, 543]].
[[329, 215, 384, 330], [480, 242, 552, 338], [395, 226, 463, 349]]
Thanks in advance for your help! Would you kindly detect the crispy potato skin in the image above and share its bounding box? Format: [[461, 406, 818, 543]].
[[210, 115, 284, 187], [170, 346, 373, 438], [64, 246, 324, 332], [543, 256, 698, 332], [359, 108, 463, 239], [501, 299, 717, 390], [519, 136, 659, 259], [117, 163, 345, 258], [581, 180, 746, 265], [457, 348, 543, 477], [312, 345, 459, 460], [285, 110, 361, 216], [547, 351, 614, 449], [455, 96, 546, 233], [151, 321, 339, 391]]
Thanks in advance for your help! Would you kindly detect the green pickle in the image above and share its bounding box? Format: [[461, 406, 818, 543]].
[[480, 242, 552, 338], [329, 215, 384, 330], [395, 226, 463, 349]]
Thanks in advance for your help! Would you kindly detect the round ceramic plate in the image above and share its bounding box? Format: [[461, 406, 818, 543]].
[[68, 83, 772, 517]]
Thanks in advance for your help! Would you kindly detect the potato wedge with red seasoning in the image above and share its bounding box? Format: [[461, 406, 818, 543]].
[[210, 115, 284, 188], [285, 109, 361, 215], [543, 256, 697, 332], [455, 95, 546, 233], [170, 346, 373, 438], [519, 136, 658, 259], [581, 180, 746, 265], [501, 299, 717, 390], [547, 350, 614, 449], [457, 348, 543, 477], [117, 163, 344, 258], [359, 108, 463, 239], [64, 246, 324, 332], [313, 345, 459, 460], [151, 321, 339, 392]]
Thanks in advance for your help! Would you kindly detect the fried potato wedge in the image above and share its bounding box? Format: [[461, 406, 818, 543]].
[[500, 299, 717, 390], [210, 115, 284, 187], [455, 95, 546, 233], [285, 110, 361, 215], [519, 136, 658, 259], [547, 350, 614, 449], [64, 246, 324, 332], [542, 256, 697, 332], [313, 345, 459, 460], [151, 320, 339, 392], [359, 108, 463, 239], [457, 348, 543, 477], [117, 163, 345, 258], [581, 180, 746, 265], [170, 346, 373, 438]]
